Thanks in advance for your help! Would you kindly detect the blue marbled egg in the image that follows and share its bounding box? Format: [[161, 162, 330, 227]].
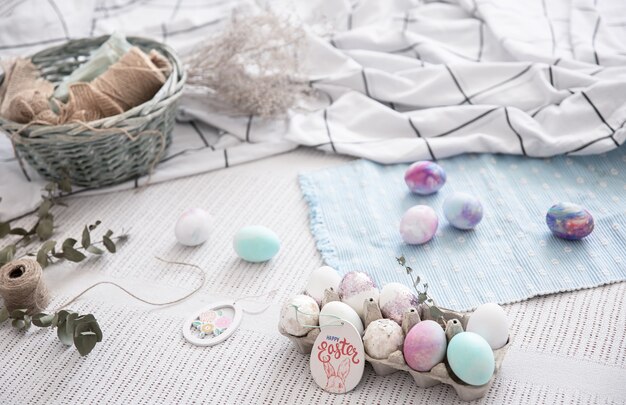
[[546, 202, 594, 240], [443, 192, 483, 230], [447, 332, 495, 386]]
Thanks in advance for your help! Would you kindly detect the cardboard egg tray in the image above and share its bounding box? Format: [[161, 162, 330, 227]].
[[278, 289, 511, 401]]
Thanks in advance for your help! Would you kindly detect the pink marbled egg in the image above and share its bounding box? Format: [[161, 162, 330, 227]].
[[399, 205, 438, 245], [403, 320, 447, 372]]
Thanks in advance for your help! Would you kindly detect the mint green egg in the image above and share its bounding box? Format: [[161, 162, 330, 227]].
[[447, 332, 495, 386], [233, 226, 280, 262]]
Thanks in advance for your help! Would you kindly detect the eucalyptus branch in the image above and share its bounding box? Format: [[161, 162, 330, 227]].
[[396, 255, 445, 322], [0, 308, 102, 356]]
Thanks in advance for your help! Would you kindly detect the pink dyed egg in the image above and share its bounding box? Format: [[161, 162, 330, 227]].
[[399, 205, 438, 244], [403, 320, 447, 372], [404, 161, 446, 195]]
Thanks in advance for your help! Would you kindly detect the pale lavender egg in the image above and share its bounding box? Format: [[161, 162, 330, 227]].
[[404, 161, 447, 195], [399, 205, 438, 244], [403, 320, 447, 371], [443, 192, 483, 230], [379, 283, 419, 325], [338, 271, 379, 319]]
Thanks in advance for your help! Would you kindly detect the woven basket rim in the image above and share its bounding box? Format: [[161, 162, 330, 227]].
[[0, 35, 187, 137]]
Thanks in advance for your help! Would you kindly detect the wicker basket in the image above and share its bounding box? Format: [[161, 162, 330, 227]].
[[0, 35, 186, 188]]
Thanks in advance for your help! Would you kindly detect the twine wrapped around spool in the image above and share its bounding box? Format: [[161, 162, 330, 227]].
[[0, 258, 50, 314]]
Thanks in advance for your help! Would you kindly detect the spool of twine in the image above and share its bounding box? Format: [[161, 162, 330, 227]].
[[0, 258, 50, 314]]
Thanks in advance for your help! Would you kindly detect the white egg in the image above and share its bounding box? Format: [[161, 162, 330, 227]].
[[363, 319, 404, 359], [379, 283, 419, 325], [319, 301, 364, 336], [174, 208, 214, 246], [279, 295, 319, 337], [338, 271, 379, 320], [466, 303, 510, 349], [305, 266, 342, 305]]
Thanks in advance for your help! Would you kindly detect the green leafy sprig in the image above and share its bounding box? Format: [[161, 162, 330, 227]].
[[396, 255, 444, 321], [0, 180, 127, 267], [0, 308, 102, 356]]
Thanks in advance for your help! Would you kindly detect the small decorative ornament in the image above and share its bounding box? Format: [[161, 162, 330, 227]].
[[378, 283, 418, 325], [403, 320, 447, 372], [279, 295, 320, 336], [546, 202, 594, 240], [443, 192, 484, 230], [466, 303, 509, 349], [183, 301, 242, 346], [363, 319, 403, 359], [310, 321, 365, 394], [233, 225, 281, 262], [338, 271, 379, 319], [399, 205, 438, 244], [175, 208, 214, 246], [305, 266, 342, 305], [447, 332, 495, 386], [320, 301, 364, 336], [404, 161, 447, 195]]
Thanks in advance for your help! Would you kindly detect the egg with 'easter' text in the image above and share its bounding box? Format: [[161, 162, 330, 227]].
[[319, 301, 364, 336], [447, 332, 495, 386], [379, 283, 419, 325], [305, 266, 342, 306], [279, 295, 319, 337], [338, 271, 379, 319], [466, 303, 509, 349], [175, 208, 214, 246], [403, 320, 447, 372]]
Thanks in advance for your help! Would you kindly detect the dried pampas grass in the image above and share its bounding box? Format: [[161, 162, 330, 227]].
[[186, 12, 311, 118]]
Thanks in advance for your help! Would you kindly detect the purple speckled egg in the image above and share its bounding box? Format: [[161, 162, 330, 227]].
[[404, 161, 447, 195], [338, 271, 379, 319], [546, 202, 594, 240], [399, 205, 438, 244], [443, 192, 484, 230], [379, 283, 419, 325], [403, 320, 447, 372]]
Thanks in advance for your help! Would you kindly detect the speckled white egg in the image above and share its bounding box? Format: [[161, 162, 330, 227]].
[[320, 301, 364, 336], [305, 266, 342, 306], [363, 319, 404, 359], [379, 283, 419, 325], [466, 303, 509, 349], [338, 271, 379, 319], [279, 295, 320, 337], [174, 208, 214, 246]]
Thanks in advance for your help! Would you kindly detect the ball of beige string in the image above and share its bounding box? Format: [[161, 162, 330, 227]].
[[0, 258, 50, 314]]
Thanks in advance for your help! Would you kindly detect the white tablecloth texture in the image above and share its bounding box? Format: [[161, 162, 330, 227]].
[[0, 148, 624, 404]]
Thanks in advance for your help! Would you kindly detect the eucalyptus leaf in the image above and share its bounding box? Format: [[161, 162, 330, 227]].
[[56, 310, 70, 325], [12, 319, 25, 329], [0, 222, 9, 238], [0, 244, 16, 265], [51, 313, 59, 327], [59, 177, 72, 193], [418, 293, 428, 304], [86, 245, 104, 255], [62, 247, 86, 263], [37, 240, 57, 268], [57, 321, 73, 346], [65, 312, 79, 338], [32, 313, 54, 327], [81, 226, 90, 249], [0, 308, 8, 322], [74, 314, 96, 325], [38, 200, 52, 217], [74, 331, 98, 356], [36, 217, 54, 240], [62, 238, 77, 250], [429, 305, 444, 320], [102, 236, 116, 253], [104, 230, 113, 239], [9, 228, 28, 236]]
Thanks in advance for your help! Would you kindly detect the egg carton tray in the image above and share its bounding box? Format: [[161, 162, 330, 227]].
[[278, 289, 511, 402]]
